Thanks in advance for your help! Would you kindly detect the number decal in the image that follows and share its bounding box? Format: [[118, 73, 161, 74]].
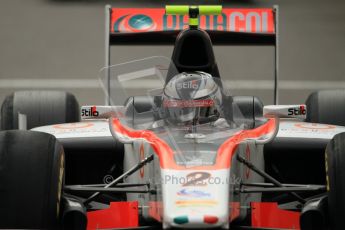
[[183, 172, 211, 187]]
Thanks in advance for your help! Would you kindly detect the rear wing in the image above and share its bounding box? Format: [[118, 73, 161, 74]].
[[108, 7, 277, 45], [104, 5, 279, 103]]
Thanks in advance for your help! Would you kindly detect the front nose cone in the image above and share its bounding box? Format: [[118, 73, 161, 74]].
[[161, 169, 231, 229]]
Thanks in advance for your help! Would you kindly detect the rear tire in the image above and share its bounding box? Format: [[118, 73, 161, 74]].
[[325, 132, 345, 229], [306, 89, 345, 126], [1, 90, 79, 130], [0, 130, 65, 229]]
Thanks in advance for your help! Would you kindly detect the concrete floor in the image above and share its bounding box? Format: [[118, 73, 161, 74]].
[[0, 0, 344, 106]]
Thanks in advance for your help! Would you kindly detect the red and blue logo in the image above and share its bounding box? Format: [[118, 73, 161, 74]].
[[114, 14, 157, 32], [177, 189, 211, 198]]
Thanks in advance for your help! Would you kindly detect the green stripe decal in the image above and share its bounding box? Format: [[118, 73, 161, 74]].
[[173, 216, 189, 224]]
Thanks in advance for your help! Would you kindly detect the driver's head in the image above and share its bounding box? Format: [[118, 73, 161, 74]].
[[162, 71, 223, 126]]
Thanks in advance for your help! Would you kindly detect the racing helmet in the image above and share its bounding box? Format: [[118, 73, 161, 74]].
[[162, 71, 223, 126]]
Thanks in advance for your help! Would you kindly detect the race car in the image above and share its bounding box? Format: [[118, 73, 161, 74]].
[[1, 5, 345, 230]]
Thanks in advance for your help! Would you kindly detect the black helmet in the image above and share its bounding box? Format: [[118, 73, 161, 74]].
[[162, 71, 223, 126]]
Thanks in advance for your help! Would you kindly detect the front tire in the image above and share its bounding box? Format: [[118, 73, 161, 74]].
[[0, 130, 65, 229], [326, 132, 345, 229]]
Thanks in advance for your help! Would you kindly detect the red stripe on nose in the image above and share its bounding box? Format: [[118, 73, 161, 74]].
[[204, 215, 218, 224]]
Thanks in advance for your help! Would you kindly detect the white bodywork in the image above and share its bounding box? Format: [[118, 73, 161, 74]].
[[32, 120, 345, 141], [32, 119, 345, 228]]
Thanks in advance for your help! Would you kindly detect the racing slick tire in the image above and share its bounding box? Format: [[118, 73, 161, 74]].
[[325, 132, 345, 229], [306, 89, 345, 126], [0, 130, 65, 229], [1, 90, 79, 130]]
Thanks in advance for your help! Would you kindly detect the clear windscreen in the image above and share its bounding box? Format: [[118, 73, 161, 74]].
[[99, 56, 269, 167]]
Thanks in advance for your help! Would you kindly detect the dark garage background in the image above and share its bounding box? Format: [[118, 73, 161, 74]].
[[0, 0, 344, 107]]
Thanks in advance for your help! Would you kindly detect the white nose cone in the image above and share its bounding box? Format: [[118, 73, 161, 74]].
[[161, 169, 230, 229]]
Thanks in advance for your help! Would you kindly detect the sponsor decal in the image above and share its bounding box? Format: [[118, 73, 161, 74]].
[[114, 14, 157, 32], [294, 123, 336, 130], [176, 80, 199, 90], [81, 106, 126, 120], [53, 123, 94, 129], [81, 106, 99, 117], [175, 200, 218, 207], [288, 105, 306, 116], [111, 8, 275, 33], [177, 189, 211, 198], [264, 104, 307, 119], [183, 172, 211, 187], [163, 99, 214, 108]]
